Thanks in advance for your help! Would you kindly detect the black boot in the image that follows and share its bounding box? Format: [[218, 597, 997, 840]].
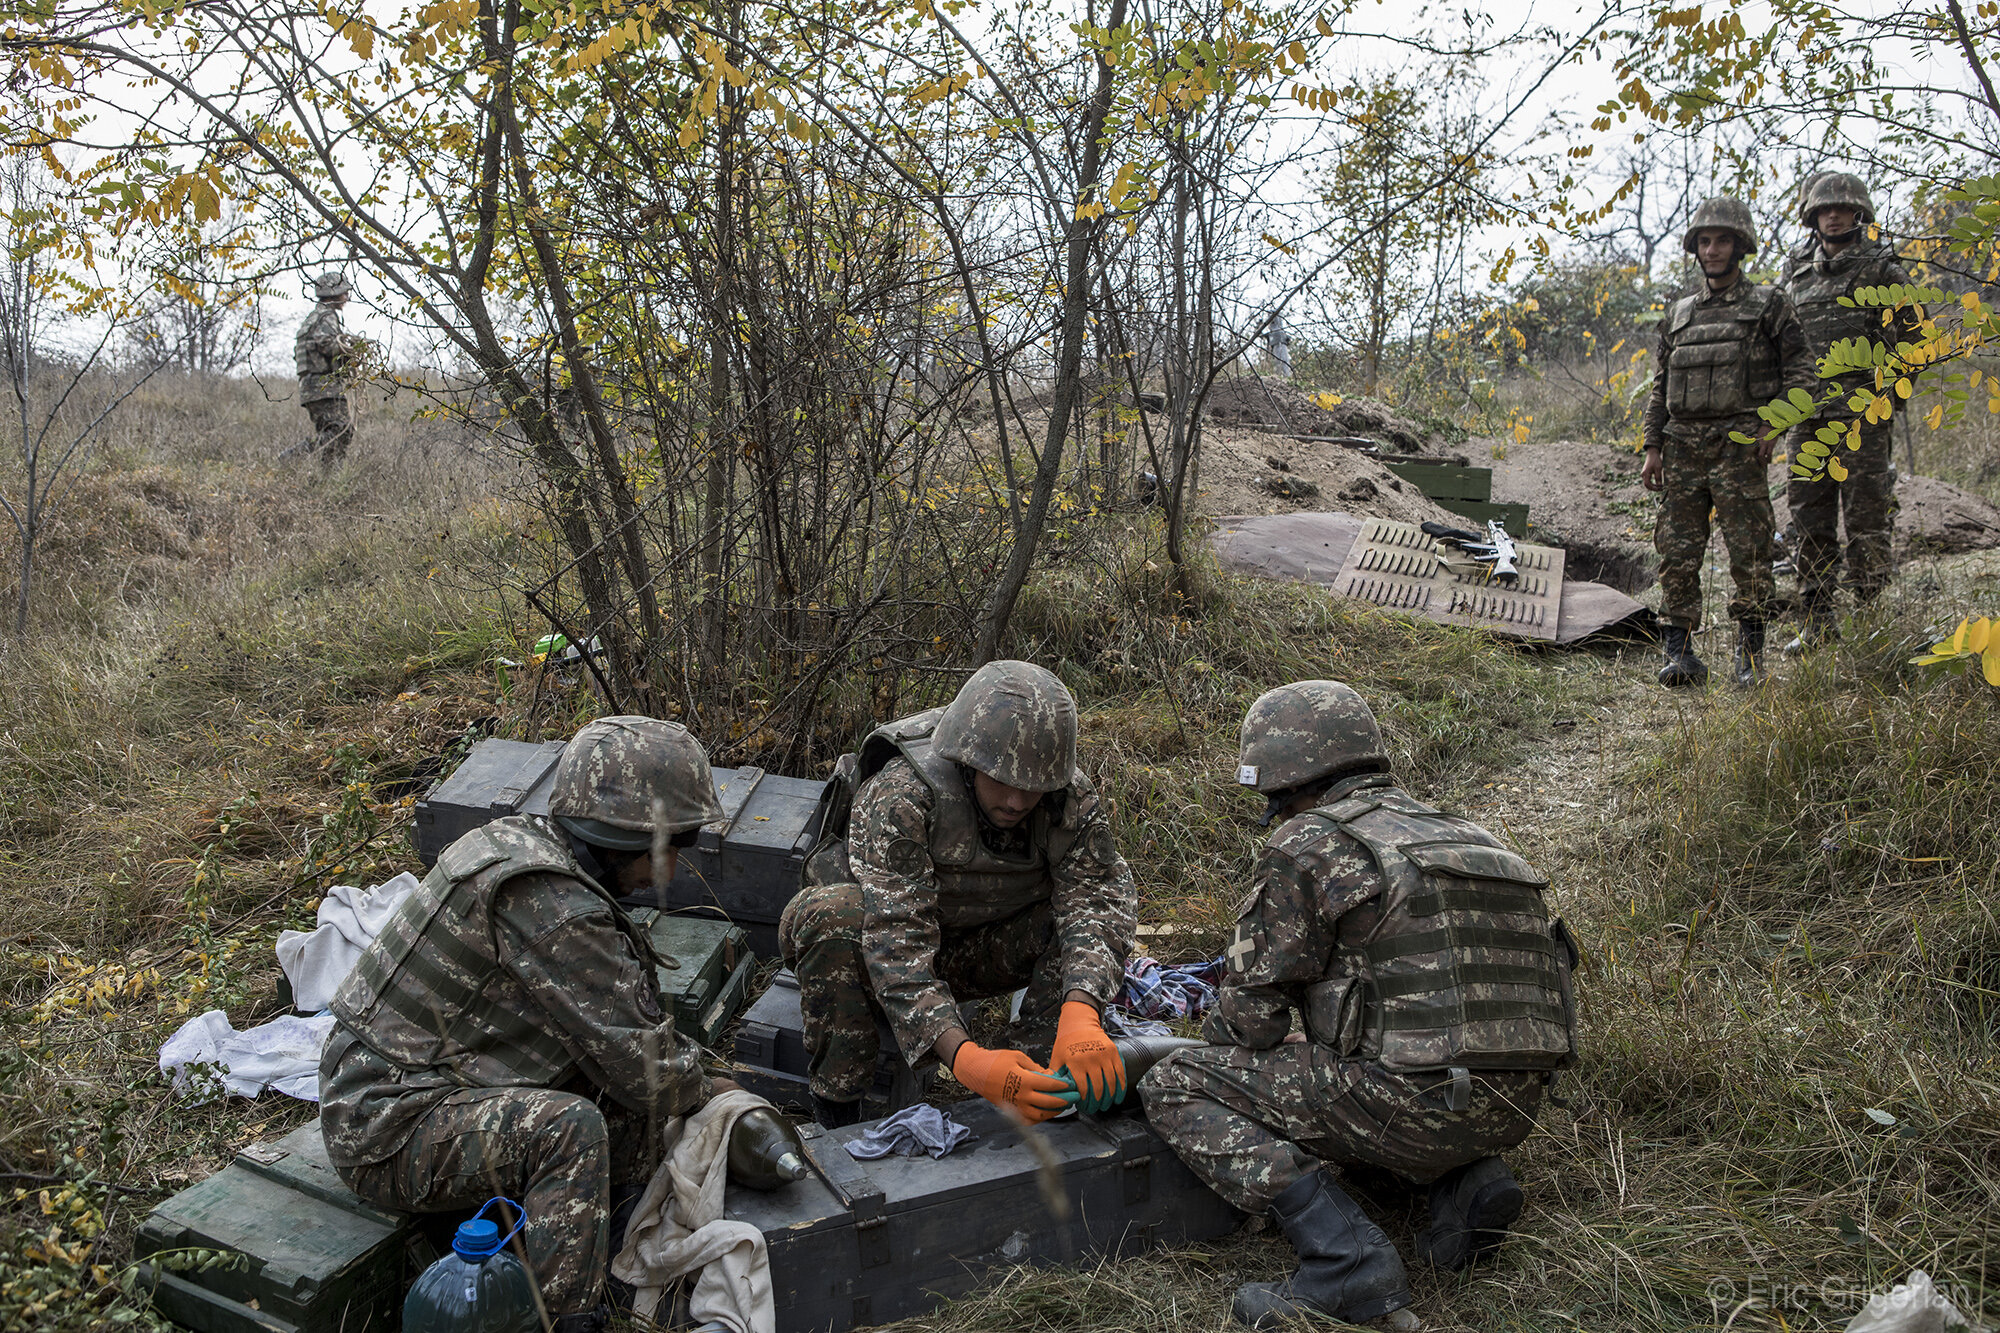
[[1782, 592, 1839, 655], [1657, 625, 1708, 688], [1231, 1169, 1412, 1328], [1734, 618, 1766, 688], [810, 1094, 863, 1129], [552, 1305, 608, 1333], [1417, 1156, 1523, 1273]]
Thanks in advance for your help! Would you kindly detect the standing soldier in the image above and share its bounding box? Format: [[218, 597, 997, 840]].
[[1142, 682, 1576, 1329], [1641, 196, 1811, 687], [289, 270, 356, 465], [781, 660, 1137, 1128], [319, 717, 728, 1333], [1782, 172, 1916, 649]]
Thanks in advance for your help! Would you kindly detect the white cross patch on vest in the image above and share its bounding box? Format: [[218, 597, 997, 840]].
[[1226, 922, 1259, 975]]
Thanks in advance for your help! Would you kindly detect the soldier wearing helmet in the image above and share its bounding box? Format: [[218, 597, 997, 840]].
[[287, 270, 359, 467], [319, 716, 729, 1333], [1142, 682, 1575, 1329], [1781, 171, 1916, 648], [781, 660, 1137, 1127], [1640, 195, 1812, 689]]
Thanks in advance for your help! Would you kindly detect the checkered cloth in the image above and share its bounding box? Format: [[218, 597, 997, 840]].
[[1103, 955, 1225, 1036]]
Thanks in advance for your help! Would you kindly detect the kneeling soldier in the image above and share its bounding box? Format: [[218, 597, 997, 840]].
[[319, 717, 728, 1332], [782, 660, 1137, 1126], [1142, 682, 1577, 1328]]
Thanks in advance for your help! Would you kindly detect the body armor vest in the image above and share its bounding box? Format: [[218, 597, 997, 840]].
[[1787, 240, 1903, 385], [850, 708, 1083, 928], [1663, 284, 1785, 420], [330, 815, 645, 1088], [1308, 786, 1574, 1073]]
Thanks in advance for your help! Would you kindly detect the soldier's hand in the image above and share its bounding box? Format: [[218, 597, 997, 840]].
[[1755, 434, 1776, 466], [1640, 446, 1665, 493], [952, 1042, 1079, 1123], [1050, 1000, 1125, 1113]]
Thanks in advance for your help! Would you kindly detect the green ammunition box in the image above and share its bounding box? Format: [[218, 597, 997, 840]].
[[629, 907, 754, 1048], [133, 1122, 412, 1333], [1383, 460, 1493, 501]]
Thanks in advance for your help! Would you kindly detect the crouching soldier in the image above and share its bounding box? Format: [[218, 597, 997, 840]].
[[782, 660, 1137, 1127], [1142, 682, 1577, 1329], [319, 717, 730, 1333]]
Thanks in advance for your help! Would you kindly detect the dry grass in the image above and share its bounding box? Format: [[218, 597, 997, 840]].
[[4, 373, 1998, 1332]]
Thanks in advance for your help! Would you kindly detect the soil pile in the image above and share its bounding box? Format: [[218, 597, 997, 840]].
[[1193, 424, 1465, 527], [1197, 380, 1442, 452], [1485, 436, 2000, 594]]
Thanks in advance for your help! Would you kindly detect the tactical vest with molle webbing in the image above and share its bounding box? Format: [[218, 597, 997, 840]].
[[1300, 787, 1576, 1093], [810, 708, 1082, 930], [1663, 284, 1787, 420], [330, 814, 654, 1089], [1786, 240, 1907, 384]]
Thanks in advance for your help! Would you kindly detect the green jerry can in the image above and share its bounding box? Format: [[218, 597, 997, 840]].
[[133, 1120, 412, 1333]]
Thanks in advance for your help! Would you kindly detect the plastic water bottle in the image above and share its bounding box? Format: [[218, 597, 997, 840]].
[[402, 1197, 540, 1333]]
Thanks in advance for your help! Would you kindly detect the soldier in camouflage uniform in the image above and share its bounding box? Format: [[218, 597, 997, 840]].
[[781, 660, 1137, 1127], [319, 717, 728, 1332], [1782, 173, 1916, 648], [288, 271, 356, 466], [1641, 196, 1812, 688], [1142, 682, 1576, 1329]]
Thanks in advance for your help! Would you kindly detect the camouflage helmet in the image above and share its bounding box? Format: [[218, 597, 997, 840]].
[[548, 715, 723, 851], [1681, 196, 1759, 256], [1236, 680, 1388, 824], [1798, 171, 1876, 229], [933, 660, 1078, 793], [313, 270, 353, 300]]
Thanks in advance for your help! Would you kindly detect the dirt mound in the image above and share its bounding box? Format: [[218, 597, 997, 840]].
[[1486, 436, 2000, 594], [1898, 473, 2000, 554], [1489, 439, 1659, 592], [1198, 380, 1442, 452], [1194, 424, 1464, 527]]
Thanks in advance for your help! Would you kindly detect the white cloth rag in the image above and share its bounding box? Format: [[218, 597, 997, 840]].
[[275, 872, 420, 1012], [610, 1087, 779, 1333], [1846, 1271, 1990, 1333], [158, 1009, 336, 1102]]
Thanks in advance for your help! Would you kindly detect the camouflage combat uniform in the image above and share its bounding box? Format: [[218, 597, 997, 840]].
[[1141, 773, 1572, 1214], [320, 815, 708, 1316], [780, 708, 1136, 1102], [1643, 275, 1811, 630], [293, 302, 354, 463], [1783, 234, 1915, 604]]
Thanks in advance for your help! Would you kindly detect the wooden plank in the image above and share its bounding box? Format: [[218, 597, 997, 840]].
[[1437, 498, 1531, 534], [1383, 461, 1492, 501]]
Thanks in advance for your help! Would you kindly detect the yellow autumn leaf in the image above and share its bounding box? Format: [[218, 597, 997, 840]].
[[1827, 459, 1849, 481], [1967, 617, 1993, 654], [1895, 377, 1913, 399], [1985, 642, 2000, 686], [1926, 402, 1945, 429]]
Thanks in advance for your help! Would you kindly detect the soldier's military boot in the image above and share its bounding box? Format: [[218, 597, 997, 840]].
[[810, 1094, 863, 1129], [1657, 625, 1708, 689], [552, 1305, 608, 1333], [1231, 1169, 1413, 1328], [1734, 619, 1766, 688], [1782, 594, 1839, 656], [1416, 1156, 1524, 1273]]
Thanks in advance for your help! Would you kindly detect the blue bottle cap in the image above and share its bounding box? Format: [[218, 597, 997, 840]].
[[453, 1218, 502, 1258]]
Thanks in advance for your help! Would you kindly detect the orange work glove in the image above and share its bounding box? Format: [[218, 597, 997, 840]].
[[951, 1042, 1079, 1123], [1051, 1000, 1126, 1113]]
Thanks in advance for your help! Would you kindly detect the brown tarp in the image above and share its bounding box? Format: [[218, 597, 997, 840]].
[[1209, 512, 1651, 643]]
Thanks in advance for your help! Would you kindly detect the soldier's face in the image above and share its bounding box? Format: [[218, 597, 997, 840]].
[[1816, 206, 1860, 240], [615, 847, 678, 893], [1694, 229, 1740, 279], [972, 771, 1042, 827]]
